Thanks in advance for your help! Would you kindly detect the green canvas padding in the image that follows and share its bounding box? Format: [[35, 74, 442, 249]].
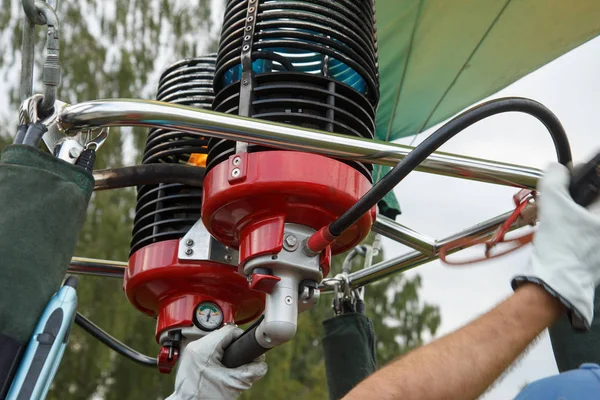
[[549, 287, 600, 372], [375, 0, 600, 142], [0, 145, 93, 342], [322, 313, 377, 400]]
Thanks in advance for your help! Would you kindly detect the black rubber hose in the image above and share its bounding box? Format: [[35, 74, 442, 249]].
[[21, 122, 48, 147], [328, 97, 573, 237], [222, 316, 270, 368], [74, 313, 157, 367], [93, 164, 205, 191]]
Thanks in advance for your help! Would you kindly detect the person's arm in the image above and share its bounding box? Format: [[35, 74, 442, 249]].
[[346, 163, 600, 400], [344, 284, 564, 400]]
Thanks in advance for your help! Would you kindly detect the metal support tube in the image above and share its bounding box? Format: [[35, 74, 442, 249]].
[[69, 210, 520, 291], [93, 164, 204, 191], [68, 257, 126, 278], [372, 216, 436, 255], [321, 211, 515, 291], [59, 99, 543, 189]]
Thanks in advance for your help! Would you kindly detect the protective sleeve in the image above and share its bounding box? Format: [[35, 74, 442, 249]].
[[0, 145, 93, 343], [549, 287, 600, 372], [322, 313, 377, 400]]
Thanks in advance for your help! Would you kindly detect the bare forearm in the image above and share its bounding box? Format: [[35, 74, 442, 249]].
[[344, 284, 564, 400]]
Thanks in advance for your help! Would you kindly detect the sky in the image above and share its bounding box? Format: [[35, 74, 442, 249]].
[[381, 36, 600, 399]]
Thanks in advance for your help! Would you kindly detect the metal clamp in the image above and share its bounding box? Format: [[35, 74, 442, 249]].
[[18, 95, 109, 163], [235, 0, 259, 153], [178, 219, 239, 265]]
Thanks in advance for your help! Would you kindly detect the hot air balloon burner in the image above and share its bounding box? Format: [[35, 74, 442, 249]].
[[202, 0, 380, 348], [126, 56, 265, 373]]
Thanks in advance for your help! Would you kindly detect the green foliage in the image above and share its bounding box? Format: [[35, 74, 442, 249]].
[[0, 1, 440, 399]]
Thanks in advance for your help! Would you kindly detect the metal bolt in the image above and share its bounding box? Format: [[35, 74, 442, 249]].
[[244, 35, 251, 41], [283, 234, 298, 251], [68, 147, 81, 159], [233, 157, 241, 166], [245, 26, 252, 31], [224, 254, 233, 262], [249, 7, 255, 12], [247, 16, 254, 22], [185, 248, 193, 256], [231, 168, 241, 178], [271, 255, 278, 260], [285, 296, 293, 305], [185, 239, 194, 247], [242, 79, 249, 86], [243, 44, 250, 52]]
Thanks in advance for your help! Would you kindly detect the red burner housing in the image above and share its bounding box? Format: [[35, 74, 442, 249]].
[[125, 239, 265, 341], [202, 151, 376, 267]]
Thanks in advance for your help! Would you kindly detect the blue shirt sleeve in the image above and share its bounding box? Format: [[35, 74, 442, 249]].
[[514, 363, 600, 399]]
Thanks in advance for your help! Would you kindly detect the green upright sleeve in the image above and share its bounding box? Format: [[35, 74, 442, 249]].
[[322, 313, 377, 400], [0, 145, 93, 343], [549, 287, 600, 372]]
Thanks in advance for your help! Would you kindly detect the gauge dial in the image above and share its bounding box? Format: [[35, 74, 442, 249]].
[[193, 302, 224, 331]]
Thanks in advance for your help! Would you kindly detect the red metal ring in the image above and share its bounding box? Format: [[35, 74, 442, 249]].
[[202, 151, 375, 264], [125, 240, 265, 341]]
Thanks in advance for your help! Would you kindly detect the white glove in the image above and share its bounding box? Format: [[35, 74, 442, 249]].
[[166, 325, 268, 400], [512, 163, 600, 330]]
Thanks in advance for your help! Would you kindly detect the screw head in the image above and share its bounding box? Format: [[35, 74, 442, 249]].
[[232, 157, 241, 166], [242, 79, 249, 86], [68, 147, 81, 159], [283, 234, 298, 251], [185, 239, 194, 247], [231, 168, 241, 178], [185, 248, 193, 256], [285, 296, 293, 305], [224, 254, 233, 262]]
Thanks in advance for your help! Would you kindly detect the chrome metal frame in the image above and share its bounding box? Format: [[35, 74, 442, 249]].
[[61, 99, 540, 288], [59, 100, 542, 189]]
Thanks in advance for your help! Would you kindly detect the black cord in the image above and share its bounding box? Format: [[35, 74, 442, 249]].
[[13, 124, 28, 145], [328, 97, 573, 237], [21, 122, 48, 147], [74, 312, 157, 367]]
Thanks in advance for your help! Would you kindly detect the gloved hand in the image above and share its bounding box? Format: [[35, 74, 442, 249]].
[[166, 325, 268, 400], [512, 163, 600, 331]]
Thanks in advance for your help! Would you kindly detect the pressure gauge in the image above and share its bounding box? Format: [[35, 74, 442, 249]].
[[193, 302, 224, 331]]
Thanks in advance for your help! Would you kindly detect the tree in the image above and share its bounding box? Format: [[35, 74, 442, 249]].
[[0, 1, 440, 399]]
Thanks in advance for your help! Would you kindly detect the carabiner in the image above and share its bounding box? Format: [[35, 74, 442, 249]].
[[36, 2, 60, 117]]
